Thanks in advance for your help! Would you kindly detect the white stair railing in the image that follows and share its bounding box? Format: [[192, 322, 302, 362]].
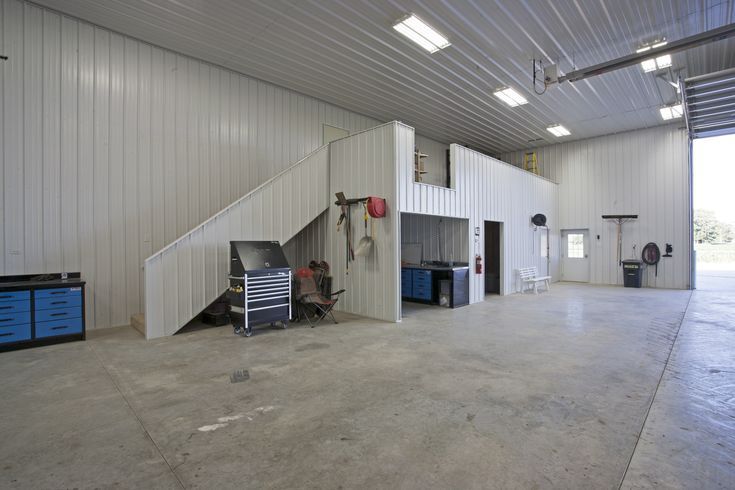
[[143, 145, 330, 339]]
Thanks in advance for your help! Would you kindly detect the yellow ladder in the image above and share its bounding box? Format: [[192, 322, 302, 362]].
[[524, 152, 539, 175]]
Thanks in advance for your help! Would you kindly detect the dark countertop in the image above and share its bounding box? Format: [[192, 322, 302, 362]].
[[402, 264, 470, 272], [0, 278, 86, 289]]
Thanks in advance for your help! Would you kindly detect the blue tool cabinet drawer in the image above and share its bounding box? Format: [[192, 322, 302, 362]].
[[0, 300, 31, 314], [35, 306, 82, 323], [412, 270, 432, 286], [0, 324, 31, 344], [0, 311, 31, 327], [35, 287, 82, 299], [35, 317, 83, 338], [412, 276, 431, 288], [413, 270, 432, 280], [35, 296, 83, 311], [0, 290, 30, 302], [412, 286, 431, 300]]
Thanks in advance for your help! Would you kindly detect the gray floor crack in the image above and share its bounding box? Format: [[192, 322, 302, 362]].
[[617, 290, 695, 489], [88, 341, 187, 489]]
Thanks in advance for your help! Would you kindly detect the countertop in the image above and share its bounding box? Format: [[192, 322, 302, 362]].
[[0, 277, 86, 289], [402, 264, 470, 272]]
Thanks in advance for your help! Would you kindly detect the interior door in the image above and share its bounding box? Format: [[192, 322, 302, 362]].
[[561, 229, 590, 282]]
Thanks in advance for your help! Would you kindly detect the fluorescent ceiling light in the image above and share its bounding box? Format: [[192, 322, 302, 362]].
[[393, 14, 450, 53], [638, 39, 672, 72], [547, 124, 571, 137], [641, 55, 672, 72], [659, 104, 683, 120], [655, 54, 672, 69], [641, 58, 658, 72], [494, 87, 528, 107]]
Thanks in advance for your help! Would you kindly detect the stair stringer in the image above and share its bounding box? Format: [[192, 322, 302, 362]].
[[143, 145, 330, 339]]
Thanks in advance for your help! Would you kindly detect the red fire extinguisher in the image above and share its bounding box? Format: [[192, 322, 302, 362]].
[[475, 255, 482, 274]]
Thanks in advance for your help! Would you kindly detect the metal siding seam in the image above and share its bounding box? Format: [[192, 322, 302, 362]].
[[109, 34, 126, 326]]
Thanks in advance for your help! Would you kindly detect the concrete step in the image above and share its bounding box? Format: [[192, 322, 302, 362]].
[[130, 313, 145, 336]]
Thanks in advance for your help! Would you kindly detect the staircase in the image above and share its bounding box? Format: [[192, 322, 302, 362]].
[[141, 145, 330, 339]]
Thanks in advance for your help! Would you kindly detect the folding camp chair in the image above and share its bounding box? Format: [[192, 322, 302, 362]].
[[294, 275, 345, 327]]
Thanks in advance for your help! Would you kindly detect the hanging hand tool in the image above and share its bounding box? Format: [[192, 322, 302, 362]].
[[336, 192, 354, 274], [602, 215, 638, 265], [355, 202, 374, 256]]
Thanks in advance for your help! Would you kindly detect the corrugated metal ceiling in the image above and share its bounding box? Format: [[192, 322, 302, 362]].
[[31, 0, 735, 153]]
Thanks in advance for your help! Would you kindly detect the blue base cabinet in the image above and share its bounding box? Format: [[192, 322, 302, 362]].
[[401, 267, 469, 308], [0, 274, 85, 352], [401, 268, 433, 302]]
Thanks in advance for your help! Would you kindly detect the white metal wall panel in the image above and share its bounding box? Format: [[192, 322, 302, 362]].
[[400, 214, 469, 263], [282, 211, 330, 271], [501, 124, 690, 289], [398, 124, 559, 303], [1, 0, 387, 329], [144, 146, 330, 339], [326, 123, 401, 323]]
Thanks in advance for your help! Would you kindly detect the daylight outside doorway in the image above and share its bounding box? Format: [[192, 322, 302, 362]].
[[693, 133, 735, 291]]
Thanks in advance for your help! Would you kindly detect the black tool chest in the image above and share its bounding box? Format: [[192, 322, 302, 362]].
[[227, 241, 291, 337]]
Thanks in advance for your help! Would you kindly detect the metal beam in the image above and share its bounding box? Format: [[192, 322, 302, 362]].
[[558, 23, 735, 84]]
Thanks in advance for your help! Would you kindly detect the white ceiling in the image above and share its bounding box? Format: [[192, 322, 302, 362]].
[[33, 0, 735, 154]]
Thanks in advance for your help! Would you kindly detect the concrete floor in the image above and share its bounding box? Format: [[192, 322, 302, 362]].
[[622, 270, 735, 489], [0, 282, 732, 489]]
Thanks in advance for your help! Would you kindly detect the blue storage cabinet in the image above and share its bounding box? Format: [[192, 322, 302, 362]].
[[401, 268, 433, 302], [412, 270, 432, 300], [0, 274, 85, 351], [0, 290, 31, 344], [401, 269, 413, 298]]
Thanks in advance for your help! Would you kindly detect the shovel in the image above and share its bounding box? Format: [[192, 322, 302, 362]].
[[355, 202, 374, 257]]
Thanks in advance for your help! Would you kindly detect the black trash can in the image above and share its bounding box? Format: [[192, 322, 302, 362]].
[[622, 260, 643, 288]]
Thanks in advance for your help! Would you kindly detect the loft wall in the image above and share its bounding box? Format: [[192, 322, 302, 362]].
[[502, 124, 690, 289], [401, 213, 469, 263], [1, 0, 435, 329], [326, 123, 401, 322], [397, 124, 559, 301]]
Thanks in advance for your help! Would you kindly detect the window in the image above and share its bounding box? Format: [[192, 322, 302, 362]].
[[567, 234, 584, 258]]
